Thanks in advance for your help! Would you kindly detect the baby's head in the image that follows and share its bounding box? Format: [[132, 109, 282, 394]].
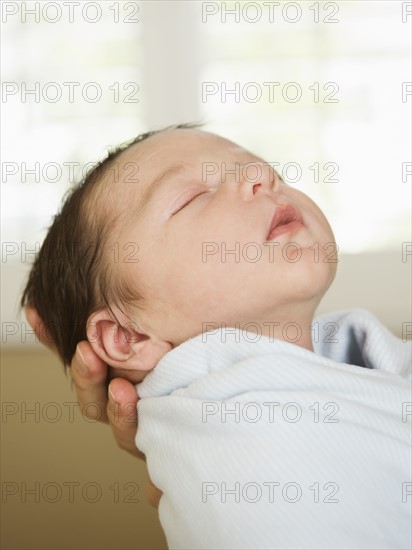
[[22, 124, 337, 368]]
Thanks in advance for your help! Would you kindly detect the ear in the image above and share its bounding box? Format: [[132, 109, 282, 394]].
[[86, 309, 172, 372]]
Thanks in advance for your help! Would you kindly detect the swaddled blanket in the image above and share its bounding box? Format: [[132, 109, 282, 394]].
[[136, 309, 412, 550]]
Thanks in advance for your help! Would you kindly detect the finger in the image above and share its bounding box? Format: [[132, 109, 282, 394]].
[[108, 366, 154, 385], [25, 305, 57, 353], [70, 340, 109, 423], [146, 479, 163, 509], [107, 378, 144, 459]]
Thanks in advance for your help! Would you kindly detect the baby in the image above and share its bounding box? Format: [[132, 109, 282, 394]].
[[22, 124, 411, 550]]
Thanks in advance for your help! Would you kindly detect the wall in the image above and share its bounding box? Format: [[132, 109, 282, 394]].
[[1, 347, 167, 550]]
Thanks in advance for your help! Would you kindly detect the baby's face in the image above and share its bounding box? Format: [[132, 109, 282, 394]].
[[110, 129, 337, 345]]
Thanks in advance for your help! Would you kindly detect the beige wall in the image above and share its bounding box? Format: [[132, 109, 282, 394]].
[[1, 347, 168, 550]]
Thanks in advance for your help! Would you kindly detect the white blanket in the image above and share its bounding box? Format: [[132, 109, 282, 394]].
[[136, 309, 412, 550]]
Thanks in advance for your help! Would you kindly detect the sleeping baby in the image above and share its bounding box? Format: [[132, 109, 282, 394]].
[[22, 124, 411, 550]]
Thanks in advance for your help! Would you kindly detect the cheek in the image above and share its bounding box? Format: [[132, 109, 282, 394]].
[[157, 230, 257, 316], [290, 188, 335, 242]]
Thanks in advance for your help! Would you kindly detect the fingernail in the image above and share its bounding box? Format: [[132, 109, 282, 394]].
[[76, 346, 89, 374], [108, 386, 116, 401]]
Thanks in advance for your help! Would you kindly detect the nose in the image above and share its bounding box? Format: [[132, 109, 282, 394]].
[[238, 162, 279, 201]]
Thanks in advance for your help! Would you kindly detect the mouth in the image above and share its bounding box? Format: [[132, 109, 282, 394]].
[[266, 204, 304, 241]]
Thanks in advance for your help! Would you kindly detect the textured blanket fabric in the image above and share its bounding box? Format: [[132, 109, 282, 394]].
[[136, 310, 412, 549]]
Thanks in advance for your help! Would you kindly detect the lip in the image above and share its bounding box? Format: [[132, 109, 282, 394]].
[[266, 204, 304, 241]]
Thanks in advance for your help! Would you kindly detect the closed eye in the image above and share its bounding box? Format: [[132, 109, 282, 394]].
[[172, 191, 208, 215]]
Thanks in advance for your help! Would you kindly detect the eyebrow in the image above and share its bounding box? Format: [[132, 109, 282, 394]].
[[135, 164, 185, 216]]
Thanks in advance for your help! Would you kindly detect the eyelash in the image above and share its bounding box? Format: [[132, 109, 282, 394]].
[[173, 169, 280, 215], [173, 191, 207, 214]]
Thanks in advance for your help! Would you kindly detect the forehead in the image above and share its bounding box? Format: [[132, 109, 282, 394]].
[[122, 129, 247, 174]]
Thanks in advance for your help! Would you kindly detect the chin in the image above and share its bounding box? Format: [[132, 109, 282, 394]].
[[280, 252, 337, 305], [306, 254, 337, 302]]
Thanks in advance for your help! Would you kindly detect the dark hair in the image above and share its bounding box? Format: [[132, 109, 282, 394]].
[[21, 122, 202, 366]]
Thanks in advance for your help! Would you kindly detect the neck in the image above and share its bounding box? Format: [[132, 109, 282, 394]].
[[268, 321, 314, 351], [237, 304, 316, 352]]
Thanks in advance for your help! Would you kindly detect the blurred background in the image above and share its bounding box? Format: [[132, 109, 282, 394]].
[[1, 1, 411, 549]]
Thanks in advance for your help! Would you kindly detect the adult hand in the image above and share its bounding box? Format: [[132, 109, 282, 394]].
[[25, 305, 163, 508]]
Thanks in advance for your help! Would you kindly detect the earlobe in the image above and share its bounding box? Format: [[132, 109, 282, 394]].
[[86, 309, 172, 372]]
